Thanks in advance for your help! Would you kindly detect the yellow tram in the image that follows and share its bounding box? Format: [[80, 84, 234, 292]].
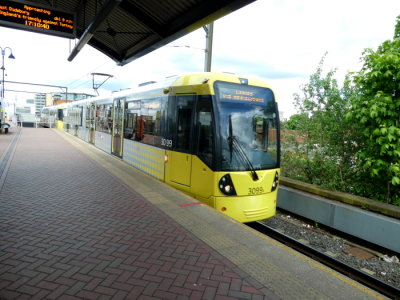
[[43, 73, 280, 222]]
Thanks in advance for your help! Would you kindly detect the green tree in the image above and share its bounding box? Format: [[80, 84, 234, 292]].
[[394, 15, 400, 39], [281, 55, 357, 191], [282, 16, 400, 206], [284, 113, 309, 130], [346, 37, 400, 204]]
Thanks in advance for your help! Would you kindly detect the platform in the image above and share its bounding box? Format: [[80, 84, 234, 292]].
[[0, 128, 388, 299]]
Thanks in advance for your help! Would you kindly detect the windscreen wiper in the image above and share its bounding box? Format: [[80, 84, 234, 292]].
[[232, 136, 259, 181], [228, 115, 233, 162], [228, 115, 259, 181]]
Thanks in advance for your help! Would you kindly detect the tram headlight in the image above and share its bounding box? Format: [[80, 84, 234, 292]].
[[219, 174, 237, 196], [224, 185, 232, 193], [271, 171, 279, 192]]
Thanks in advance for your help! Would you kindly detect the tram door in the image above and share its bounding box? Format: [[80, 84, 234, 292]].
[[88, 103, 96, 144], [112, 98, 125, 157], [167, 95, 195, 187]]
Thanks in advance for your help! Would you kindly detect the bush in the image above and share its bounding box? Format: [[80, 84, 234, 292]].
[[281, 47, 400, 206]]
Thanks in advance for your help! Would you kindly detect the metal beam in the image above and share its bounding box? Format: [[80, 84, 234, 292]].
[[203, 23, 213, 72], [118, 1, 166, 38], [68, 0, 122, 62]]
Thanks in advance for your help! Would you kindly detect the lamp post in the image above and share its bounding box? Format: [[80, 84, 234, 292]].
[[1, 46, 15, 98], [0, 46, 15, 132]]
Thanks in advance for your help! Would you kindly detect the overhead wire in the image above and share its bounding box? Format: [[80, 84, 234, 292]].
[[66, 58, 117, 91]]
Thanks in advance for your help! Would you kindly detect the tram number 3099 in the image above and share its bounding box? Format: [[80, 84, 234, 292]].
[[161, 138, 173, 148], [248, 187, 264, 195]]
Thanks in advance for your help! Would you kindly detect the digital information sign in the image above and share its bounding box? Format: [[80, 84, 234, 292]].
[[215, 82, 273, 105], [0, 0, 76, 38]]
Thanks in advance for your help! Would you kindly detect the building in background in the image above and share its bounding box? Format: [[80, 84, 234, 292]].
[[53, 93, 94, 102], [34, 94, 46, 116], [34, 92, 94, 116], [15, 103, 36, 127]]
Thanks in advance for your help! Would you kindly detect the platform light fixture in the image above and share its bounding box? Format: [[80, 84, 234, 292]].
[[1, 46, 15, 99]]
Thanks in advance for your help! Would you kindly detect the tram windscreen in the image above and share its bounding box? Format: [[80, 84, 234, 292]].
[[214, 81, 279, 171]]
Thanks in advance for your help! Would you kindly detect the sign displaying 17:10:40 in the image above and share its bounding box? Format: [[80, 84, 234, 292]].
[[0, 0, 76, 38]]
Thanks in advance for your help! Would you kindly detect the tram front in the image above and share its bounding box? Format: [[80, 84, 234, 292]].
[[213, 80, 280, 222]]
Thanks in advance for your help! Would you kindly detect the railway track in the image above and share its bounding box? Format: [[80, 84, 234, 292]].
[[248, 221, 400, 300]]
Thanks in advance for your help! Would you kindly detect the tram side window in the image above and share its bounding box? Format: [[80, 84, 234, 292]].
[[78, 106, 83, 126], [40, 108, 48, 123], [50, 109, 56, 122], [95, 106, 101, 130], [176, 95, 195, 152], [97, 104, 112, 134], [69, 108, 74, 125], [124, 112, 137, 139], [196, 97, 214, 168], [63, 109, 68, 122], [106, 105, 112, 133], [124, 98, 165, 146], [124, 100, 140, 139], [141, 98, 162, 145], [57, 109, 63, 121], [86, 105, 90, 127], [69, 107, 82, 126]]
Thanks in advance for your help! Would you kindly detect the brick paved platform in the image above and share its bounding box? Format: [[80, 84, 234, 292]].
[[0, 128, 18, 169], [0, 129, 15, 159], [0, 128, 386, 300]]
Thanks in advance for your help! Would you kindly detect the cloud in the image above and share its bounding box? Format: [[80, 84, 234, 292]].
[[212, 56, 306, 79], [1, 0, 400, 118]]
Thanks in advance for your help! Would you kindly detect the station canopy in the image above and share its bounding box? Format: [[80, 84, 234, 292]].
[[12, 0, 255, 66]]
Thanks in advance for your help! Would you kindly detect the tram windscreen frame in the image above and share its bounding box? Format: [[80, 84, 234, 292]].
[[214, 81, 280, 172]]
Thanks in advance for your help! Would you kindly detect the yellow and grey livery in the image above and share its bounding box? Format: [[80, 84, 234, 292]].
[[43, 72, 280, 222]]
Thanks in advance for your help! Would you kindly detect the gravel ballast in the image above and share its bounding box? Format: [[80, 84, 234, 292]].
[[261, 211, 400, 288]]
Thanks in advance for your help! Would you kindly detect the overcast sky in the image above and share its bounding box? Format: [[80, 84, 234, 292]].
[[1, 0, 399, 118]]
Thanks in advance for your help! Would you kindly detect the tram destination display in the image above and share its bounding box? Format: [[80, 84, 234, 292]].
[[215, 81, 274, 105], [0, 0, 75, 38]]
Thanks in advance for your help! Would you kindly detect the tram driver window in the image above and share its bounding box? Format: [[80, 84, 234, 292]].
[[197, 103, 214, 168], [175, 96, 195, 152]]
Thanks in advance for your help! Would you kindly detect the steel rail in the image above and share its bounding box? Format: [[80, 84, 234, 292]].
[[248, 221, 400, 300]]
